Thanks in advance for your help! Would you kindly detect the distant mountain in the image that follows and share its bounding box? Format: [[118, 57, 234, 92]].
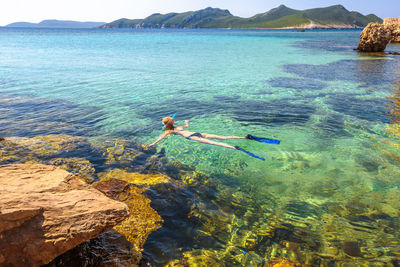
[[5, 22, 37, 27], [6, 20, 106, 28], [101, 5, 382, 29]]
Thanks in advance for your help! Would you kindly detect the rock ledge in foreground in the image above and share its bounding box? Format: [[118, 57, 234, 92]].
[[0, 164, 129, 267]]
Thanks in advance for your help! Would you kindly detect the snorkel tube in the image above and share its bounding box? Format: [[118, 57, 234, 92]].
[[162, 113, 177, 130]]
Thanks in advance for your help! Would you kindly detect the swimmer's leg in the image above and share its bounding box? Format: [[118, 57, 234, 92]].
[[201, 133, 247, 140], [189, 137, 237, 150], [189, 137, 265, 160]]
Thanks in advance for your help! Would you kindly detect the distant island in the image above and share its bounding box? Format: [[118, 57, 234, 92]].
[[5, 20, 106, 28], [100, 5, 382, 29]]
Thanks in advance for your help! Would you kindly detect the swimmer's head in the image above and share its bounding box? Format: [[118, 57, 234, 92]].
[[162, 116, 174, 130]]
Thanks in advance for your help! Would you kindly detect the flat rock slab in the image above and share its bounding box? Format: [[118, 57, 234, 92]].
[[0, 164, 129, 267]]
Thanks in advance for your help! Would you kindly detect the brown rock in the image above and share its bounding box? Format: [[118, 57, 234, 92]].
[[357, 23, 391, 52], [0, 164, 129, 267], [392, 29, 400, 43], [384, 17, 400, 43]]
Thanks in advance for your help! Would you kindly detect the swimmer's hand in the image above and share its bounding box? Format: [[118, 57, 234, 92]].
[[184, 120, 189, 128], [143, 144, 155, 149]]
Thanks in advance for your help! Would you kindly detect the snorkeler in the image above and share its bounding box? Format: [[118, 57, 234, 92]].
[[147, 116, 280, 161]]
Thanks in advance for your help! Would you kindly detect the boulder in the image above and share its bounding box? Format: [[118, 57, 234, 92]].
[[357, 22, 391, 52], [392, 28, 400, 43], [0, 164, 129, 267], [383, 17, 400, 43]]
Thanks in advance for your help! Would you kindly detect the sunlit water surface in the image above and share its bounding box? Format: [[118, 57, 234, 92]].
[[1, 28, 400, 266]]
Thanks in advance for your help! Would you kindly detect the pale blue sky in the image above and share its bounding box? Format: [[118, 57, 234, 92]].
[[1, 0, 399, 26]]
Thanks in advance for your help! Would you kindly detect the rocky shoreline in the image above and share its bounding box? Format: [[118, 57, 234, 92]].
[[0, 135, 176, 266]]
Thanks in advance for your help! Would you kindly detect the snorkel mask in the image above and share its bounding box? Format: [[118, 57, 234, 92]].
[[162, 113, 177, 129]]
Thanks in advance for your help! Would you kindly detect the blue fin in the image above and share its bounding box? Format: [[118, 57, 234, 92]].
[[247, 134, 280, 145], [235, 146, 265, 161]]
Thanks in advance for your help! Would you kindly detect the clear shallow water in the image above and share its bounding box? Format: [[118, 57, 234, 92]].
[[1, 28, 400, 265]]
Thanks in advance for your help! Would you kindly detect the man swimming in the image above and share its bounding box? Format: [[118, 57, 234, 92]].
[[147, 116, 280, 160]]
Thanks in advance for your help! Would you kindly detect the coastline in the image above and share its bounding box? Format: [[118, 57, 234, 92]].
[[100, 23, 364, 30]]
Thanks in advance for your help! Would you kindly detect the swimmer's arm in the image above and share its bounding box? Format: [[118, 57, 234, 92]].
[[183, 120, 189, 129], [148, 132, 168, 147]]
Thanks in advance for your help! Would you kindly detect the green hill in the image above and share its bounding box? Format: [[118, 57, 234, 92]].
[[101, 5, 382, 29]]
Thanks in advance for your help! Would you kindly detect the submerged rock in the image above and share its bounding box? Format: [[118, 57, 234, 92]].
[[93, 174, 164, 265], [166, 247, 264, 266], [98, 168, 172, 187], [5, 134, 90, 157], [264, 258, 301, 267], [0, 134, 97, 167], [48, 157, 97, 183], [0, 134, 101, 184], [0, 164, 129, 267], [343, 241, 362, 257], [357, 23, 391, 52]]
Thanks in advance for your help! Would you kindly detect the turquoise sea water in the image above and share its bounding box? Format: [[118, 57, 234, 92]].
[[1, 28, 400, 265]]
